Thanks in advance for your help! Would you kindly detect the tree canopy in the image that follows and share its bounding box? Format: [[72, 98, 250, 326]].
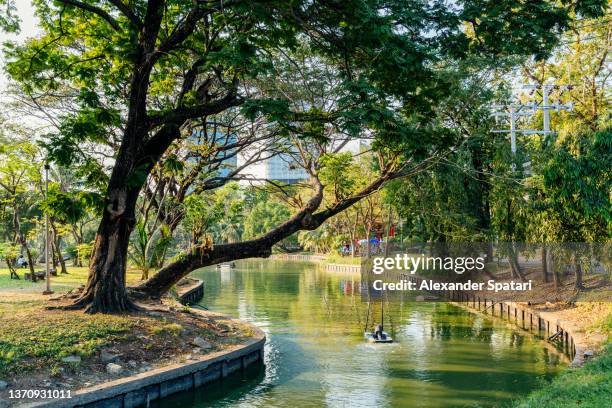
[[0, 0, 607, 312]]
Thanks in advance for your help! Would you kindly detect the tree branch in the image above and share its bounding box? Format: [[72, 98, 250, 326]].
[[131, 155, 438, 298], [108, 0, 142, 28], [56, 0, 121, 31]]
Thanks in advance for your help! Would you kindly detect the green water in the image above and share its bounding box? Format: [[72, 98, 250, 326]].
[[154, 260, 565, 407]]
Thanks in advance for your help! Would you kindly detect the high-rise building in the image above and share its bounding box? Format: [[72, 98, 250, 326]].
[[234, 138, 368, 185]]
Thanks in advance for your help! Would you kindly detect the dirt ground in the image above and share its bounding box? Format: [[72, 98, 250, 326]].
[[0, 293, 255, 406]]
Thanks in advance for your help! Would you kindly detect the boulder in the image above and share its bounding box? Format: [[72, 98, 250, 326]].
[[61, 355, 81, 364], [106, 363, 123, 375], [100, 350, 122, 363], [192, 336, 212, 349]]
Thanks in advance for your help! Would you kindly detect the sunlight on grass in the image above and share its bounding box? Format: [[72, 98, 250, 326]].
[[0, 303, 138, 377], [0, 266, 142, 292], [515, 345, 612, 408]]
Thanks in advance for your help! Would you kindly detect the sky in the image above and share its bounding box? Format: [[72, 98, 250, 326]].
[[0, 0, 39, 97]]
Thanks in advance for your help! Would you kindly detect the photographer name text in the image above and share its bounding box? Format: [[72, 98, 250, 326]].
[[372, 278, 533, 293]]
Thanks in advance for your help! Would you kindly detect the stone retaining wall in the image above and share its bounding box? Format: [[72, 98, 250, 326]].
[[325, 263, 361, 273], [27, 321, 265, 408], [177, 279, 204, 305], [270, 254, 326, 262]]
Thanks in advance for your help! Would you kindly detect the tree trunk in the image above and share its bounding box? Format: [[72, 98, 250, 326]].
[[18, 234, 35, 278], [71, 225, 83, 267], [51, 239, 59, 270], [486, 242, 494, 264], [7, 259, 20, 279], [549, 250, 560, 288], [13, 207, 35, 277], [508, 244, 526, 282], [541, 245, 548, 283], [51, 223, 68, 274], [68, 188, 139, 313], [574, 254, 584, 289]]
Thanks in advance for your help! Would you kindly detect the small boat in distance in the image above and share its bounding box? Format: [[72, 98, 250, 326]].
[[216, 262, 236, 270], [364, 331, 393, 343]]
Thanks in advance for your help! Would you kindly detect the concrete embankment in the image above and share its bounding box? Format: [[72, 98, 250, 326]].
[[27, 314, 265, 408], [270, 254, 361, 273], [176, 278, 204, 305]]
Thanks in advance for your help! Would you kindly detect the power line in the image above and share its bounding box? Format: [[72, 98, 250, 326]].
[[489, 84, 573, 172]]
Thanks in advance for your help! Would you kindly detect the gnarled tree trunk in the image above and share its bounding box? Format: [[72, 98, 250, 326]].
[[69, 187, 139, 313]]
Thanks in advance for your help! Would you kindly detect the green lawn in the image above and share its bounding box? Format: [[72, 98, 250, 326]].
[[515, 345, 612, 408], [0, 266, 141, 292], [322, 253, 362, 265], [0, 302, 139, 377]]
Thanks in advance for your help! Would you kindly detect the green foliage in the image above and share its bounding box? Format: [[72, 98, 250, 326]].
[[1, 0, 600, 183], [76, 242, 94, 265], [319, 153, 356, 200], [515, 344, 612, 408], [128, 222, 173, 278], [297, 226, 342, 254], [183, 183, 244, 244], [243, 196, 291, 240], [0, 309, 135, 377], [527, 128, 612, 242]]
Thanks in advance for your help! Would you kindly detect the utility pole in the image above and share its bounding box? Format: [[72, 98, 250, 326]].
[[43, 163, 53, 295], [490, 102, 536, 170], [490, 83, 573, 169]]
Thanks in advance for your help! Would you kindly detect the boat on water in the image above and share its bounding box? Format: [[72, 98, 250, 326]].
[[364, 331, 393, 343], [216, 262, 236, 270]]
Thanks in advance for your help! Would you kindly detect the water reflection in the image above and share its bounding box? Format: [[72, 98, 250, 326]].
[[154, 260, 564, 408]]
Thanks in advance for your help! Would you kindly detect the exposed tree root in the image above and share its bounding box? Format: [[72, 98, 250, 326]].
[[48, 291, 141, 314]]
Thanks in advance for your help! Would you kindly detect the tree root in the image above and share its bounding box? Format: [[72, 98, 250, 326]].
[[46, 292, 142, 314]]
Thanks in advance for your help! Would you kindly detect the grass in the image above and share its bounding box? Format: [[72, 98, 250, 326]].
[[514, 344, 612, 408], [0, 264, 257, 391], [0, 301, 139, 377], [322, 253, 362, 265], [0, 265, 184, 379], [0, 297, 255, 381], [0, 266, 142, 292]]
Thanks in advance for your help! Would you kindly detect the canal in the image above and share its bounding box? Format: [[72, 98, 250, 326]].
[[154, 260, 565, 407]]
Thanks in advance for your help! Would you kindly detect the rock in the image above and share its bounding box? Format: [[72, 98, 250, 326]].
[[185, 354, 193, 360], [0, 381, 7, 390], [584, 350, 594, 358], [139, 363, 152, 372], [100, 350, 122, 363], [61, 355, 81, 364], [106, 363, 123, 375], [128, 360, 138, 368], [192, 336, 212, 349]]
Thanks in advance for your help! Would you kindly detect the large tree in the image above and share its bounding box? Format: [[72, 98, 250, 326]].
[[1, 0, 605, 312]]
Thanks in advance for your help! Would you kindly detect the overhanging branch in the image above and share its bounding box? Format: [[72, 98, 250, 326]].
[[57, 0, 121, 31], [107, 0, 142, 28]]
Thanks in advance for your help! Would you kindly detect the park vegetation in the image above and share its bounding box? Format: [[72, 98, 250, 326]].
[[0, 0, 609, 314]]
